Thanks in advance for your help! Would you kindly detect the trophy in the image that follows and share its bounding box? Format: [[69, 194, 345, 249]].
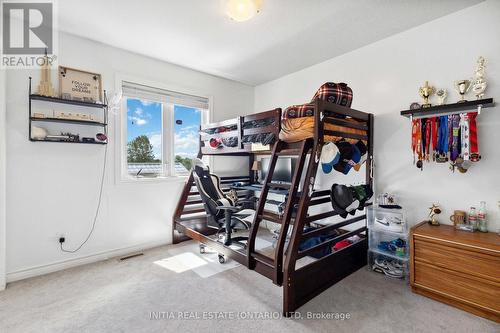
[[472, 56, 487, 99], [418, 81, 435, 108], [436, 89, 447, 105], [454, 79, 472, 103]]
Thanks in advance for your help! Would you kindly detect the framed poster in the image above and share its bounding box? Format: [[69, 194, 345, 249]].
[[59, 66, 103, 103]]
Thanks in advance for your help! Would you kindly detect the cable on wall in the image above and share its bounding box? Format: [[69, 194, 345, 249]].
[[60, 143, 108, 253]]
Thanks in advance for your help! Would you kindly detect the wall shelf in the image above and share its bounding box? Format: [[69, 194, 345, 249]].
[[28, 77, 108, 144], [30, 117, 107, 126], [30, 94, 107, 108], [400, 98, 494, 118], [30, 138, 107, 145]]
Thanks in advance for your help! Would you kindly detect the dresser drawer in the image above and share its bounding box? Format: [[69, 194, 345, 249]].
[[414, 261, 500, 314], [414, 238, 500, 283]]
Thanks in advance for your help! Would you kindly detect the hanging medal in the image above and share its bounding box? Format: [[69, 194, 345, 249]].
[[411, 119, 418, 164], [420, 119, 426, 168], [460, 113, 470, 161], [450, 114, 460, 162], [415, 120, 423, 170], [425, 118, 432, 161], [431, 117, 438, 161], [468, 112, 481, 162]]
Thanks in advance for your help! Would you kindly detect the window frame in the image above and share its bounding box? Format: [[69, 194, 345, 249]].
[[115, 75, 212, 184]]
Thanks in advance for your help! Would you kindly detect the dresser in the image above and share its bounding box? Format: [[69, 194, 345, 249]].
[[410, 222, 500, 323]]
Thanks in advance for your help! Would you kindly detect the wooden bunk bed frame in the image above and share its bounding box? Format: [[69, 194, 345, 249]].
[[173, 99, 374, 316]]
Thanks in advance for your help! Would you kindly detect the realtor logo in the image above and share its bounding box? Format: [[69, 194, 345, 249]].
[[1, 0, 57, 68]]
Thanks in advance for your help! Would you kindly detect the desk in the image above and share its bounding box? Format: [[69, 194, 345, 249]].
[[231, 184, 289, 214], [230, 184, 290, 195]]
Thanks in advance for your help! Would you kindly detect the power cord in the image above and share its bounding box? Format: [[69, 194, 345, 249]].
[[60, 143, 107, 253]]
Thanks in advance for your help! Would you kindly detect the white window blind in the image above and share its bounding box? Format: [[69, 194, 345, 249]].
[[122, 81, 209, 110]]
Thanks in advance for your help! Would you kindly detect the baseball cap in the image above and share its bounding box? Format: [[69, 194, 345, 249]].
[[320, 142, 340, 173]]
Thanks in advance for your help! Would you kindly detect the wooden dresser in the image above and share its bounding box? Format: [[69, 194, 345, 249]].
[[410, 222, 500, 323]]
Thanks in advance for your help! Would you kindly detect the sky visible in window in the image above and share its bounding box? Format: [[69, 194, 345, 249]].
[[174, 105, 201, 159], [127, 99, 200, 160]]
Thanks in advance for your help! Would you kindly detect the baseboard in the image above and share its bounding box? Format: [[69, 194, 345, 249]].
[[6, 239, 170, 283]]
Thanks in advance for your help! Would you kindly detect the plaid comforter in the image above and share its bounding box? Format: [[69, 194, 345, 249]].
[[282, 82, 353, 120]]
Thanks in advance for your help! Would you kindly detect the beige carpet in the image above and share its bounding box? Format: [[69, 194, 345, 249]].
[[0, 241, 497, 333]]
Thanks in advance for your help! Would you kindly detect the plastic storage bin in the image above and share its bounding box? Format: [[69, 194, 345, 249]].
[[367, 206, 407, 234], [368, 250, 409, 280], [368, 230, 409, 260]]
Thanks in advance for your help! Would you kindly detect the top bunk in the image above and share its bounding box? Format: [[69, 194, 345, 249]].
[[279, 98, 372, 147], [199, 108, 282, 155], [199, 98, 373, 156]]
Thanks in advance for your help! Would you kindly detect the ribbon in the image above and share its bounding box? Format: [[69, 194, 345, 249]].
[[437, 116, 448, 156], [468, 112, 481, 162], [425, 118, 431, 161], [431, 117, 438, 160], [450, 114, 461, 162], [411, 119, 418, 164], [460, 113, 470, 161]]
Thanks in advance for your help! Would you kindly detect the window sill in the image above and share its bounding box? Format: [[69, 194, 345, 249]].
[[118, 175, 189, 185]]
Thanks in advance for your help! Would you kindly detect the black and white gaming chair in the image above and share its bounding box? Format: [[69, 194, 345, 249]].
[[192, 158, 255, 250]]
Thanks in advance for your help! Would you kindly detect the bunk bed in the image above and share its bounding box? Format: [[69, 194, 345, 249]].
[[173, 99, 374, 316]]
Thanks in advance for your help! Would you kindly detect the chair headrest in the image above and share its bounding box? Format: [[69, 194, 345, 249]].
[[192, 158, 209, 177]]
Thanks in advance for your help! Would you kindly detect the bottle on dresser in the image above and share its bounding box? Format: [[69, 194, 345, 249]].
[[468, 207, 478, 231], [478, 201, 488, 233]]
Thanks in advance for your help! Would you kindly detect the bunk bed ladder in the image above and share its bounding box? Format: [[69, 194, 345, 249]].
[[246, 139, 312, 285]]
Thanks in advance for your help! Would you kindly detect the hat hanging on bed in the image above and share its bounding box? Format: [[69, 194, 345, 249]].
[[321, 142, 340, 174], [333, 141, 361, 175], [353, 141, 368, 172], [330, 184, 373, 219], [209, 137, 223, 149]]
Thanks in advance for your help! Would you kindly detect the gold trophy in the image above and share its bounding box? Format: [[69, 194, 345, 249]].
[[454, 79, 472, 103], [418, 81, 435, 108]]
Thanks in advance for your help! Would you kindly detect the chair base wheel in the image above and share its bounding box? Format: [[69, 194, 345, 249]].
[[199, 244, 206, 254], [218, 254, 225, 264]]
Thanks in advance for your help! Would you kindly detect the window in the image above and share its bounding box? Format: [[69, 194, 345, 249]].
[[121, 81, 208, 180]]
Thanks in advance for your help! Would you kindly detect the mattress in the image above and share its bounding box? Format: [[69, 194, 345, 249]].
[[279, 117, 367, 144]]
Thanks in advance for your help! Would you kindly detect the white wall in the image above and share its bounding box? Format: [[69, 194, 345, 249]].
[[255, 1, 500, 231], [0, 68, 6, 289], [5, 32, 253, 281]]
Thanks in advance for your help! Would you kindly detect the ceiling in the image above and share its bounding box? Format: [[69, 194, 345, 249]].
[[58, 0, 483, 86]]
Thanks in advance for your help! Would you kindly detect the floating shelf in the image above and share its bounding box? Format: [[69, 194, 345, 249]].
[[30, 94, 107, 108], [30, 138, 107, 145], [30, 117, 107, 126], [28, 77, 108, 145], [400, 98, 494, 118]]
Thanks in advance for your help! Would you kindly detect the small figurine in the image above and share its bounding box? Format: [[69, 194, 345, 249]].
[[427, 204, 442, 226], [472, 56, 487, 99], [436, 89, 447, 105]]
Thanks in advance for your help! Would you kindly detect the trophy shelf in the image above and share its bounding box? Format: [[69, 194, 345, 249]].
[[400, 98, 494, 118]]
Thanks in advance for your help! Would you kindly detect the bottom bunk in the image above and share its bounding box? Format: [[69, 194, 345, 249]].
[[173, 190, 371, 315]]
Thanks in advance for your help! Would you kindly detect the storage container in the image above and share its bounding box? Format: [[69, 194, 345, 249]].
[[367, 206, 407, 234]]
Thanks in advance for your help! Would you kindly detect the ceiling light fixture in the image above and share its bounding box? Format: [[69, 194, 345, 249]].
[[226, 0, 262, 22]]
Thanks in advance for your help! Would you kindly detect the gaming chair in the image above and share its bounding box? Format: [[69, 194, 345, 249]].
[[191, 158, 255, 248]]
